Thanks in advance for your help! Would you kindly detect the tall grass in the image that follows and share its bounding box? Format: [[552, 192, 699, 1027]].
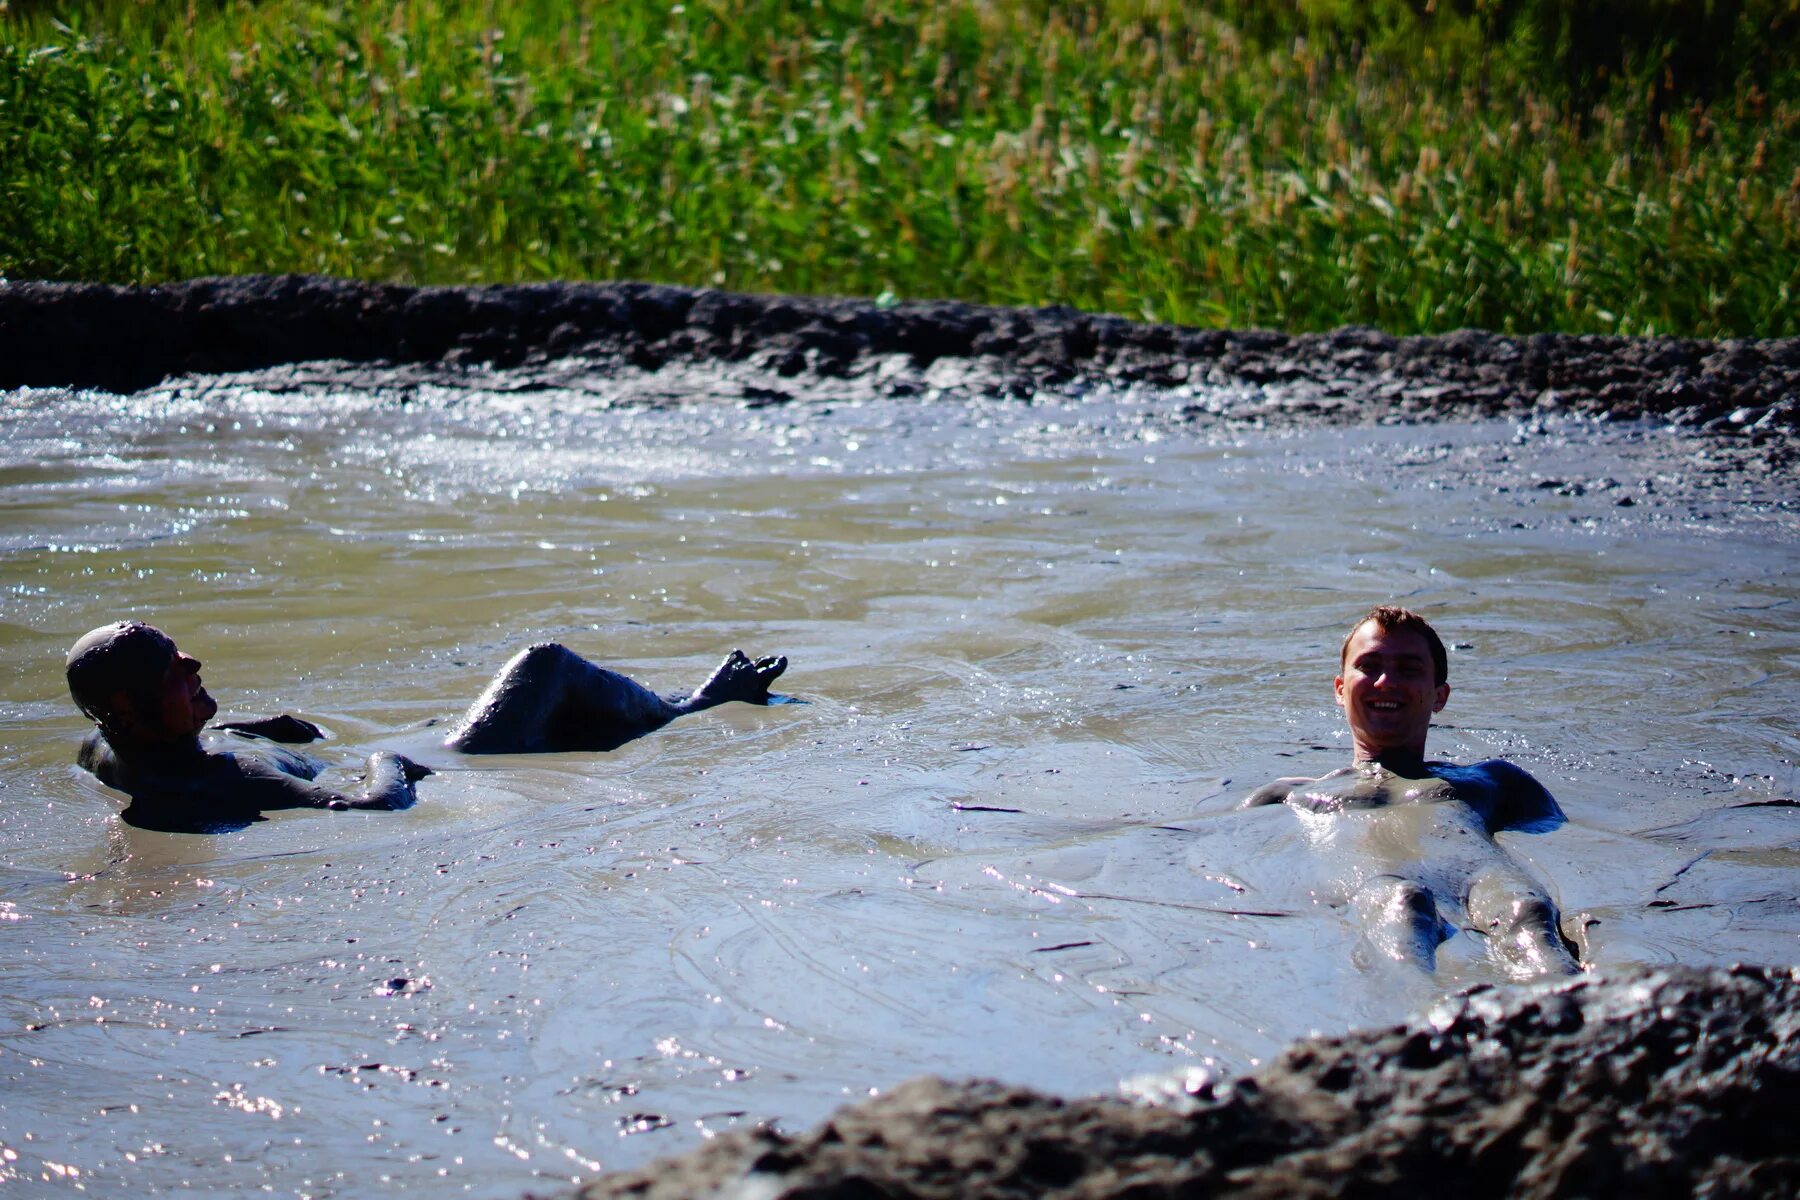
[[2, 0, 1797, 336]]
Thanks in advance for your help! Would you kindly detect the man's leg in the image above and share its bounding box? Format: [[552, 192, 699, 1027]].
[[1466, 865, 1582, 979], [1350, 875, 1451, 971], [685, 649, 788, 711], [445, 643, 679, 754]]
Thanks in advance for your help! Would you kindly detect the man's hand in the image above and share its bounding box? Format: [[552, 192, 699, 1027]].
[[352, 752, 432, 810]]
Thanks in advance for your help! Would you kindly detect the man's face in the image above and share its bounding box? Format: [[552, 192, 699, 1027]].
[[1335, 621, 1449, 757], [135, 642, 217, 741]]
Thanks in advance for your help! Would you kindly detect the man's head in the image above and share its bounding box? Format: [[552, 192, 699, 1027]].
[[66, 622, 217, 745], [1335, 605, 1450, 765]]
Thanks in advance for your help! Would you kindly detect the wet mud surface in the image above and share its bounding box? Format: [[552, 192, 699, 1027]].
[[4, 276, 1799, 1196], [575, 965, 1800, 1200]]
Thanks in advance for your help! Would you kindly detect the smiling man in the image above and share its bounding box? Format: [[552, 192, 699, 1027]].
[[1243, 605, 1580, 978]]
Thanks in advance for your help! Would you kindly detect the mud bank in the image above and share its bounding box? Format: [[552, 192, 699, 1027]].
[[567, 965, 1798, 1200], [3, 275, 1798, 448]]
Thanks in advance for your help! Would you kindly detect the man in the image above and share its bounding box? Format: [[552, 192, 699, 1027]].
[[1243, 605, 1579, 978], [66, 622, 788, 833]]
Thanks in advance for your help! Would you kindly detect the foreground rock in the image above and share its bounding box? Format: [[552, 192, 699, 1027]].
[[3, 276, 1797, 448], [566, 966, 1798, 1200]]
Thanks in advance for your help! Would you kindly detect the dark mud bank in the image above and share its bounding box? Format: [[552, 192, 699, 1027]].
[[569, 966, 1799, 1200], [4, 275, 1798, 444]]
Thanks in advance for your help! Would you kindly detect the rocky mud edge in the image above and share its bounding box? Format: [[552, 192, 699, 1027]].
[[554, 966, 1798, 1200], [3, 274, 1797, 453]]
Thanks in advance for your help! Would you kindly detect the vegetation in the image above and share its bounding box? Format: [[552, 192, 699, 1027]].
[[3, 0, 1797, 336]]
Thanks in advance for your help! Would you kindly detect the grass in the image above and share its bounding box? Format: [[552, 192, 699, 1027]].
[[2, 0, 1798, 336]]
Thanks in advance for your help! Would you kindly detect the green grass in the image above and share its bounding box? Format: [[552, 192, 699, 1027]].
[[3, 0, 1798, 336]]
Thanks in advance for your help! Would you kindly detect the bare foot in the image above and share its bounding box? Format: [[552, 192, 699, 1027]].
[[690, 650, 788, 707]]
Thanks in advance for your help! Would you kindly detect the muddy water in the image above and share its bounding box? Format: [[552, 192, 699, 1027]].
[[2, 375, 1797, 1195]]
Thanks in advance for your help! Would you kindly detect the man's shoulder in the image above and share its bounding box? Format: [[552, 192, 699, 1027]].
[[83, 740, 263, 798], [1444, 757, 1552, 794], [1434, 758, 1564, 830]]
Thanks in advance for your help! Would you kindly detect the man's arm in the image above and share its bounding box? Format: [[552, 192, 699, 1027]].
[[213, 715, 325, 743], [226, 752, 430, 812], [1476, 759, 1566, 833], [115, 759, 357, 833]]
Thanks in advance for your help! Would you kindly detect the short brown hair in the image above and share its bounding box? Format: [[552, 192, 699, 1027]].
[[1340, 605, 1448, 685]]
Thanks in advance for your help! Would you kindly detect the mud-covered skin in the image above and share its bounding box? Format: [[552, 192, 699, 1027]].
[[213, 714, 328, 743], [1245, 761, 1577, 977], [80, 723, 429, 834], [1248, 758, 1562, 829], [571, 966, 1800, 1200], [445, 643, 787, 754], [68, 623, 430, 832]]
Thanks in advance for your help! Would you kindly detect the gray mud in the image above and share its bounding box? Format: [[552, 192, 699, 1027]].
[[575, 965, 1800, 1200], [3, 276, 1799, 1197]]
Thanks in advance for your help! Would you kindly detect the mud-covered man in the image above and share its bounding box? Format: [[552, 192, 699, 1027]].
[[1243, 605, 1579, 978], [66, 622, 787, 833]]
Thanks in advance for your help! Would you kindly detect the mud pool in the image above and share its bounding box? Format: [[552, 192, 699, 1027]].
[[1, 372, 1797, 1196]]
